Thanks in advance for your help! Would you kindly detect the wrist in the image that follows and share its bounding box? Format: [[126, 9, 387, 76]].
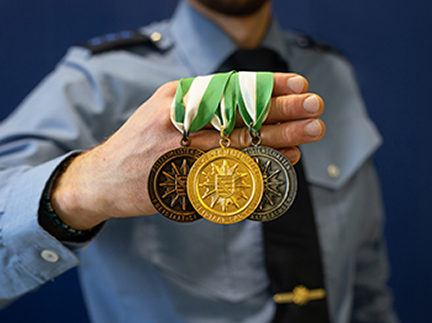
[[51, 152, 110, 231], [38, 153, 106, 242]]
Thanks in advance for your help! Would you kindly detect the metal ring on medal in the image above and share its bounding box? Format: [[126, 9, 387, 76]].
[[187, 147, 264, 224], [243, 146, 298, 222], [148, 147, 204, 223]]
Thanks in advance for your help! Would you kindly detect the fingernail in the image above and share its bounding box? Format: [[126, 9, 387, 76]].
[[303, 96, 320, 113], [287, 76, 305, 93], [305, 120, 322, 137]]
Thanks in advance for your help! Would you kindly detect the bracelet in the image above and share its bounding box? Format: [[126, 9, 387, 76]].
[[38, 152, 104, 242]]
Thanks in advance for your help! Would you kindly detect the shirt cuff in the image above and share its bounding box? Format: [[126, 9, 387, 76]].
[[2, 153, 83, 285]]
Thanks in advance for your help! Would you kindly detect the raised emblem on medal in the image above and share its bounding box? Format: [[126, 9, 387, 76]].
[[187, 147, 263, 224], [148, 146, 204, 222], [243, 146, 297, 222]]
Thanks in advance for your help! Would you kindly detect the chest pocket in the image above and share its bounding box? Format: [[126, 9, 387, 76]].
[[302, 114, 381, 192]]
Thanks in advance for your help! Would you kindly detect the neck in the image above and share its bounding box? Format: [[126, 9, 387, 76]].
[[187, 0, 272, 49]]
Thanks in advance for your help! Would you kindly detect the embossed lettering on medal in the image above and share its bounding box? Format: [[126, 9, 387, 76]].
[[243, 146, 297, 222], [187, 147, 263, 224], [148, 147, 204, 222]]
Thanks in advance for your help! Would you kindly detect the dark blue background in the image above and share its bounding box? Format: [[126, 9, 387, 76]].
[[1, 1, 430, 322]]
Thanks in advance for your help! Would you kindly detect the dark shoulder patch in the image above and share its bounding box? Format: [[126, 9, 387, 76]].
[[295, 34, 340, 55], [81, 30, 156, 55]]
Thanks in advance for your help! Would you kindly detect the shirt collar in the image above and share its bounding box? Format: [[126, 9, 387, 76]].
[[170, 1, 289, 76]]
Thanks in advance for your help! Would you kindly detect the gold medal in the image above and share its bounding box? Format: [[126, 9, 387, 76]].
[[148, 146, 204, 223], [187, 146, 263, 224]]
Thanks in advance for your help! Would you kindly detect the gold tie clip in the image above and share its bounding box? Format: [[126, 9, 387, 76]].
[[273, 285, 326, 306]]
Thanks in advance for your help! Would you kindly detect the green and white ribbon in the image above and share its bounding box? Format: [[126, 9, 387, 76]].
[[237, 72, 273, 133], [210, 73, 239, 136], [171, 72, 234, 135], [171, 71, 273, 140]]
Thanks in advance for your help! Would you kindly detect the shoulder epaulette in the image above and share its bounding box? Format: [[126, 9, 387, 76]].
[[295, 34, 340, 55], [81, 30, 158, 55]]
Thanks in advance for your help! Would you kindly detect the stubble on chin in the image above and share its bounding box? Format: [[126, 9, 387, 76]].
[[190, 0, 269, 17]]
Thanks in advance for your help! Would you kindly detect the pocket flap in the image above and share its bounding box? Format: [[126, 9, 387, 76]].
[[302, 103, 382, 190]]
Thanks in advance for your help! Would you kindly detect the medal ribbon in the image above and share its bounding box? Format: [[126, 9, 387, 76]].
[[171, 72, 234, 135], [210, 72, 239, 136], [237, 72, 273, 132]]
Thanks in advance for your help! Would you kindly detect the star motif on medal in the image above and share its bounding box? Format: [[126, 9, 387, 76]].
[[199, 160, 251, 212], [160, 159, 190, 211], [256, 159, 285, 209]]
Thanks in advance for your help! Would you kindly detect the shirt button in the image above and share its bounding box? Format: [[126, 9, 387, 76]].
[[327, 164, 340, 178], [150, 31, 162, 42], [41, 250, 59, 263]]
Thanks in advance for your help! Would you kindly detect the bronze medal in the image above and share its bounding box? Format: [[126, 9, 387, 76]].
[[243, 146, 297, 222], [148, 147, 204, 222], [187, 147, 263, 224]]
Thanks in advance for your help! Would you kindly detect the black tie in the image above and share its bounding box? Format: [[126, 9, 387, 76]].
[[216, 48, 330, 323]]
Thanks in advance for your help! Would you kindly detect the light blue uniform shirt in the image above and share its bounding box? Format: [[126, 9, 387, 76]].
[[0, 1, 398, 322]]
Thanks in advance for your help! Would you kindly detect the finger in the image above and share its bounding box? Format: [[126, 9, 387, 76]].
[[189, 128, 302, 165], [265, 93, 324, 124], [243, 119, 325, 148], [191, 118, 325, 151], [233, 93, 324, 127], [273, 73, 309, 96], [164, 74, 306, 98], [279, 147, 301, 165]]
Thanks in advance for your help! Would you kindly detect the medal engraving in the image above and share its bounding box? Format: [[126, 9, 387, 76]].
[[243, 146, 297, 222], [148, 147, 204, 222], [187, 147, 263, 224]]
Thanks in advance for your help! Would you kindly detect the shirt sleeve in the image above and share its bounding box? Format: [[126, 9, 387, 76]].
[[0, 49, 115, 307], [0, 156, 82, 307]]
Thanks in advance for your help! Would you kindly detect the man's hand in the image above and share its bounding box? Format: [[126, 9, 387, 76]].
[[51, 73, 325, 230]]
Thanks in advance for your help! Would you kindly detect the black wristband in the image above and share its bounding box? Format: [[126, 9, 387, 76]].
[[38, 153, 104, 243]]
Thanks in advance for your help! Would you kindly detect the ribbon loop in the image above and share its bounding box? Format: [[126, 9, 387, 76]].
[[171, 72, 234, 134], [211, 72, 238, 135], [248, 122, 262, 147], [237, 72, 273, 133]]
